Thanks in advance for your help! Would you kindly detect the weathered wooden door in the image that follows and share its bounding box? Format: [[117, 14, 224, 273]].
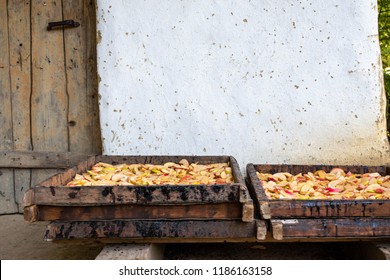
[[0, 0, 101, 214]]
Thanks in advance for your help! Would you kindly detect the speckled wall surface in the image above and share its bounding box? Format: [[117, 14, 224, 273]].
[[96, 0, 389, 169]]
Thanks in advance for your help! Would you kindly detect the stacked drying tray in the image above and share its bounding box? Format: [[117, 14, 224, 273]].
[[246, 164, 390, 240], [23, 155, 266, 243]]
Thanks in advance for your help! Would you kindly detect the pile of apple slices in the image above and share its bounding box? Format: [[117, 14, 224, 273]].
[[257, 168, 390, 200], [66, 159, 234, 186]]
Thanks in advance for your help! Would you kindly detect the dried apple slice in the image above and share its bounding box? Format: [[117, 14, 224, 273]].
[[179, 159, 189, 167], [66, 160, 234, 187], [273, 173, 287, 181], [257, 168, 390, 200]]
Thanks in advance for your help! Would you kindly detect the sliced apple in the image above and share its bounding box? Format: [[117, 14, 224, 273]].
[[257, 168, 390, 200], [299, 183, 312, 195], [66, 160, 234, 187]]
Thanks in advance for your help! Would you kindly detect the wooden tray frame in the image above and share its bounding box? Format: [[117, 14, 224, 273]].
[[23, 155, 254, 223], [246, 164, 390, 219], [270, 218, 390, 240], [44, 219, 267, 242]]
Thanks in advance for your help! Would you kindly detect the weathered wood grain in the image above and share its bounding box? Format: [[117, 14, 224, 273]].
[[34, 155, 97, 186], [0, 0, 101, 214], [259, 202, 271, 220], [247, 164, 390, 219], [266, 199, 390, 218], [0, 168, 16, 213], [246, 164, 268, 219], [242, 202, 254, 222], [84, 0, 102, 154], [25, 202, 242, 222], [30, 170, 64, 197], [23, 155, 253, 222], [44, 220, 259, 241], [24, 205, 38, 223], [30, 0, 71, 206], [270, 220, 284, 240], [0, 150, 92, 168], [23, 156, 246, 207], [256, 220, 268, 240], [271, 218, 390, 240], [23, 184, 242, 207], [8, 0, 33, 212], [63, 0, 101, 155], [0, 0, 18, 213], [31, 0, 68, 153]]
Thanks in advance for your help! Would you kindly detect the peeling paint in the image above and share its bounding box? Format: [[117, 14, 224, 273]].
[[96, 30, 102, 44]]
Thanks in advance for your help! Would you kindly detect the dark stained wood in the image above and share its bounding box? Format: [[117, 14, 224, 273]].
[[266, 200, 389, 218], [246, 164, 390, 219], [24, 184, 243, 206], [25, 202, 241, 222], [44, 219, 262, 241], [0, 151, 93, 168], [245, 167, 268, 219], [24, 155, 254, 222], [271, 218, 390, 240]]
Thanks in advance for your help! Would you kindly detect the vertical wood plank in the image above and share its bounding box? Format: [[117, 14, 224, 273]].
[[0, 0, 101, 214], [31, 0, 69, 188], [8, 0, 33, 212], [63, 0, 101, 155], [84, 0, 102, 154], [0, 0, 18, 213]]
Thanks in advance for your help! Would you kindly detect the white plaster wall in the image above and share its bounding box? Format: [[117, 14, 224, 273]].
[[96, 0, 389, 170]]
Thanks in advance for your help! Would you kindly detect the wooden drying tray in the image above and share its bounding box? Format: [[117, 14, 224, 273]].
[[246, 164, 390, 219], [23, 155, 254, 223], [246, 164, 390, 240]]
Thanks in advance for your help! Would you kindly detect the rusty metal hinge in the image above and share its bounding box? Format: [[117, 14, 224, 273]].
[[47, 20, 80, 31]]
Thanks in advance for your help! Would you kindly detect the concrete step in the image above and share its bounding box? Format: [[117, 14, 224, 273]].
[[95, 244, 166, 260]]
